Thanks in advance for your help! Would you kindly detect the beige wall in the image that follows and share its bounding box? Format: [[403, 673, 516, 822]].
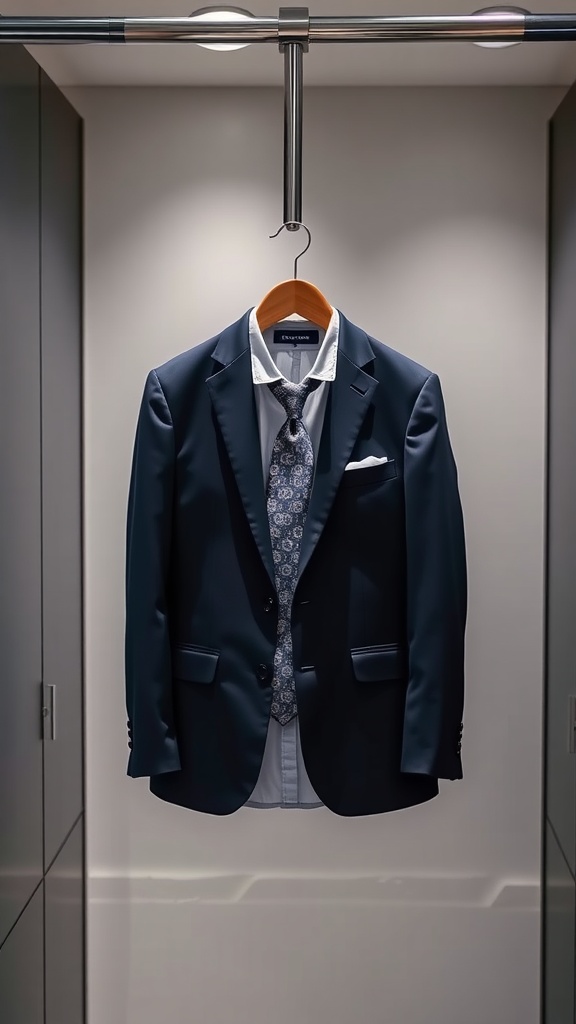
[[70, 85, 560, 1024]]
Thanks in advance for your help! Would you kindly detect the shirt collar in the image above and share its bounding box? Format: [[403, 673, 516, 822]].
[[248, 305, 339, 385]]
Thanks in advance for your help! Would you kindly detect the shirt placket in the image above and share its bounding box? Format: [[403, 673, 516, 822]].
[[280, 717, 299, 805]]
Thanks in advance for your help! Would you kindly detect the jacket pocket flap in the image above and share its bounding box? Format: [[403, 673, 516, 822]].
[[351, 644, 405, 682], [172, 645, 219, 684]]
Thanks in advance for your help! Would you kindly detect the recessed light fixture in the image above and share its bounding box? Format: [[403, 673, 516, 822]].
[[190, 7, 253, 51], [472, 6, 528, 48]]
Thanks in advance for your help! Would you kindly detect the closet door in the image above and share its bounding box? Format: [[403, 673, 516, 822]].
[[39, 69, 84, 868], [0, 44, 43, 946], [0, 886, 44, 1024], [45, 818, 85, 1024], [544, 82, 576, 1022]]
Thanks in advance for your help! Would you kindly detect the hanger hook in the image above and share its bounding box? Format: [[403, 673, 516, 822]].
[[269, 221, 312, 280]]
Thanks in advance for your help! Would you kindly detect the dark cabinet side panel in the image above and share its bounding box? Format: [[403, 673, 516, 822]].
[[40, 69, 84, 867], [545, 80, 576, 1023], [0, 45, 43, 946], [0, 884, 44, 1024], [546, 86, 576, 879], [543, 821, 575, 1024], [45, 816, 84, 1024]]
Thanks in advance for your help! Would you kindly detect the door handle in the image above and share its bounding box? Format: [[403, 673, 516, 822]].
[[42, 683, 56, 742]]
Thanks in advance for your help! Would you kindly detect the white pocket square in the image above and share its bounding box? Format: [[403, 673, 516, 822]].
[[344, 455, 389, 472]]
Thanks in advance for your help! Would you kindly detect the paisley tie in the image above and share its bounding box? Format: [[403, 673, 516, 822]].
[[266, 376, 320, 725]]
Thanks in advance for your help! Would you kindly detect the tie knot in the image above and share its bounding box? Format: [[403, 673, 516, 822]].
[[269, 377, 320, 420]]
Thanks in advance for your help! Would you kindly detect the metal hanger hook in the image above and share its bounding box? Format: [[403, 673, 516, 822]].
[[269, 221, 312, 280]]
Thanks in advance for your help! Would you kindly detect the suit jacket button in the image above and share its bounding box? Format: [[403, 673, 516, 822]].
[[257, 663, 270, 681], [264, 597, 274, 613]]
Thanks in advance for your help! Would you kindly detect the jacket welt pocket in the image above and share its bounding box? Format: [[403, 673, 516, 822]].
[[339, 459, 397, 490], [172, 644, 219, 684], [350, 643, 406, 682]]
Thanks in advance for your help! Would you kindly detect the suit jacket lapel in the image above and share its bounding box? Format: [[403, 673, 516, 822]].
[[206, 313, 276, 590], [297, 316, 378, 585]]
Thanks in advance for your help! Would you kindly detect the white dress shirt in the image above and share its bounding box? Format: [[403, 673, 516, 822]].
[[245, 304, 340, 809]]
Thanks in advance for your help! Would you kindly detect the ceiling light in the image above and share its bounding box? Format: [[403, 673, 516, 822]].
[[190, 7, 253, 51], [472, 6, 528, 48]]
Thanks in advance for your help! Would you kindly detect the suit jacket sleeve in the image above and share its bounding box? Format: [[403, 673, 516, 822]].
[[125, 369, 181, 778], [401, 372, 467, 780]]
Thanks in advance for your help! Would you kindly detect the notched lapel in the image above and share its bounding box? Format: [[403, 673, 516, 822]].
[[206, 344, 276, 590], [297, 351, 378, 584]]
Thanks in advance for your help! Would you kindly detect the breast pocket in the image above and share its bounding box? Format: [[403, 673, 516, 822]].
[[339, 458, 397, 490]]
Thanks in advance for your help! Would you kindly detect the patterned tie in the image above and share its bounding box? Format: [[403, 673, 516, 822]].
[[266, 376, 321, 725]]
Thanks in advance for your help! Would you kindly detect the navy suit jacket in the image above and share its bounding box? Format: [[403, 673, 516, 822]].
[[125, 310, 467, 816]]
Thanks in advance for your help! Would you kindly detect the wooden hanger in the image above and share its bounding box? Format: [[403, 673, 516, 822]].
[[255, 223, 333, 333]]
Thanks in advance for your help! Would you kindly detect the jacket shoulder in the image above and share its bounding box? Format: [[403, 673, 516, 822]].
[[140, 335, 223, 429], [367, 334, 434, 394], [152, 334, 219, 391]]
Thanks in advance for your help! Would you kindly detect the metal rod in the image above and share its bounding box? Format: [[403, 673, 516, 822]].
[[1, 12, 576, 44], [309, 13, 531, 42], [125, 16, 278, 44], [309, 12, 576, 41], [283, 42, 303, 231]]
